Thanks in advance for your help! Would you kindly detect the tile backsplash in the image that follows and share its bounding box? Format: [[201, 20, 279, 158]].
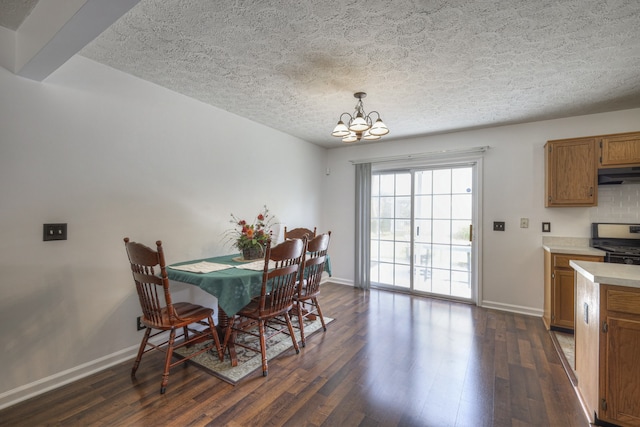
[[591, 183, 640, 222], [542, 236, 591, 247]]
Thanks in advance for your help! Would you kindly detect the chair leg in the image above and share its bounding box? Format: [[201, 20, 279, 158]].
[[313, 297, 327, 331], [284, 312, 300, 355], [181, 325, 191, 369], [296, 300, 306, 347], [160, 329, 177, 394], [131, 327, 151, 377], [258, 320, 268, 376]]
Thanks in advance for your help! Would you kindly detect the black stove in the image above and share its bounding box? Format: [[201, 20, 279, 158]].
[[591, 223, 640, 265]]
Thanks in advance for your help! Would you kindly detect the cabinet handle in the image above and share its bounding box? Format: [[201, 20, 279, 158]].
[[589, 187, 593, 197], [584, 303, 589, 324]]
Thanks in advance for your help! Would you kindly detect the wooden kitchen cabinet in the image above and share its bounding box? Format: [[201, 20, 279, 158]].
[[545, 137, 598, 207], [599, 286, 640, 426], [575, 271, 600, 424], [553, 268, 577, 329], [599, 131, 640, 168], [575, 278, 640, 427], [543, 251, 603, 331]]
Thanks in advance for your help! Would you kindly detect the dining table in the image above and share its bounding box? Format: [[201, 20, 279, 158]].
[[166, 252, 331, 366]]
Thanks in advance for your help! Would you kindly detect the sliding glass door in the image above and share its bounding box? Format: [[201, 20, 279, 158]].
[[370, 164, 476, 302]]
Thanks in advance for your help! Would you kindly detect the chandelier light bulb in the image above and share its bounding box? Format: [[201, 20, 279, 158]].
[[332, 120, 350, 137], [363, 130, 381, 140], [342, 132, 358, 143], [369, 118, 389, 136], [349, 116, 369, 132]]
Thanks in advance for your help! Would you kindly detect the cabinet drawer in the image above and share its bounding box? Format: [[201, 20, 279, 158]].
[[606, 288, 640, 315], [553, 254, 603, 269]]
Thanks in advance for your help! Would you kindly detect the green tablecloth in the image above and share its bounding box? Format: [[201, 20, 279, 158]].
[[166, 254, 332, 317], [167, 254, 263, 317]]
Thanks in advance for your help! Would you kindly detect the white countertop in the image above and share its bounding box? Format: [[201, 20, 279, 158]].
[[570, 260, 640, 289], [542, 245, 606, 256], [541, 236, 606, 256]]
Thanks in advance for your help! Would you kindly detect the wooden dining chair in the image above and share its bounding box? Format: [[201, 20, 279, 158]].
[[283, 226, 316, 240], [124, 238, 223, 394], [294, 231, 331, 347], [222, 237, 307, 376]]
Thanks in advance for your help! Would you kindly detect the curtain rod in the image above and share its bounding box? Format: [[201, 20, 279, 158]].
[[349, 145, 490, 165]]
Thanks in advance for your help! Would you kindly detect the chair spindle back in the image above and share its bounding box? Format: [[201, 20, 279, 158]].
[[259, 238, 306, 314], [124, 238, 176, 326], [300, 232, 331, 297]]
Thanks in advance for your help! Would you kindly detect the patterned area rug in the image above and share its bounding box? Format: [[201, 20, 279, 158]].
[[175, 316, 333, 385]]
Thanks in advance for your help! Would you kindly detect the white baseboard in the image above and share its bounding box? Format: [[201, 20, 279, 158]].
[[322, 276, 353, 286], [480, 300, 543, 317], [0, 344, 140, 410], [0, 331, 172, 411]]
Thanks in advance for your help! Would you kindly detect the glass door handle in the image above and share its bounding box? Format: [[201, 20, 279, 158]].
[[469, 224, 473, 242]]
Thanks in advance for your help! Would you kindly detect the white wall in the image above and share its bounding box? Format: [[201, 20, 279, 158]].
[[324, 108, 640, 312], [0, 56, 327, 406]]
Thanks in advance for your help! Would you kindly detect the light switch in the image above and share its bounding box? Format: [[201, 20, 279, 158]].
[[43, 223, 67, 241]]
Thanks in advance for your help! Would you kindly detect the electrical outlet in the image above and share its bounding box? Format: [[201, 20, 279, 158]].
[[136, 316, 145, 331], [542, 222, 551, 232], [43, 223, 67, 241], [520, 218, 529, 228], [493, 221, 505, 231]]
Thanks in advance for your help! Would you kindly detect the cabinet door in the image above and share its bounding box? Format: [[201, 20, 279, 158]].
[[600, 132, 640, 168], [603, 316, 640, 425], [545, 138, 597, 207], [553, 269, 576, 329], [575, 273, 600, 423], [543, 250, 552, 330]]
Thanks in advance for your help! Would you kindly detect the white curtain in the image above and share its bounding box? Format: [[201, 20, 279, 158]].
[[354, 162, 371, 289]]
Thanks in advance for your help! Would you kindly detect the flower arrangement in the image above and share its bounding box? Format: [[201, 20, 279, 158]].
[[226, 205, 276, 259]]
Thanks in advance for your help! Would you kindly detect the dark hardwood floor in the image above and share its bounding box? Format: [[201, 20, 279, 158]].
[[0, 283, 590, 426]]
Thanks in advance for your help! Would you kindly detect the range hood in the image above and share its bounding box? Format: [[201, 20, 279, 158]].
[[598, 167, 640, 185]]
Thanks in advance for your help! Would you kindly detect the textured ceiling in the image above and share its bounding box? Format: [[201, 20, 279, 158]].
[[5, 0, 640, 147], [0, 0, 38, 30]]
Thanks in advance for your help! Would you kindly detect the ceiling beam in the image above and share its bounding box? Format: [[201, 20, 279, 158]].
[[15, 0, 140, 81]]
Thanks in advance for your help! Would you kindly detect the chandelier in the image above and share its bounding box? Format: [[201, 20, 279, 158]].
[[331, 92, 389, 143]]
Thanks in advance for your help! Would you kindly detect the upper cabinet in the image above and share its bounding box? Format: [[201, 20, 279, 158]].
[[545, 131, 640, 207], [599, 131, 640, 168], [545, 137, 597, 207]]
